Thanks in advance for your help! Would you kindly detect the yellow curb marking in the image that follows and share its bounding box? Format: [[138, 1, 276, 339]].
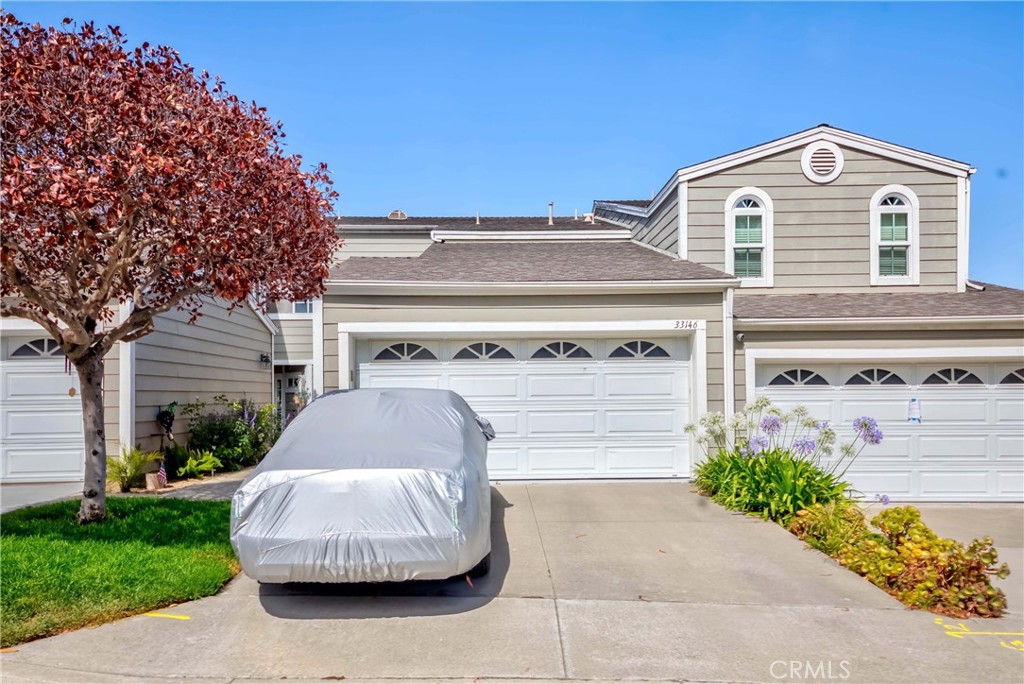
[[144, 612, 190, 620], [935, 617, 1024, 649]]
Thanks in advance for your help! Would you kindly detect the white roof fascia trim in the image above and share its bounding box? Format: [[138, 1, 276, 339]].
[[246, 296, 279, 335], [736, 315, 1023, 329], [431, 229, 631, 242], [337, 223, 439, 231], [327, 279, 738, 296]]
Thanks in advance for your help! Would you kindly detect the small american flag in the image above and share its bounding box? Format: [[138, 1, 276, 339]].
[[157, 462, 168, 488]]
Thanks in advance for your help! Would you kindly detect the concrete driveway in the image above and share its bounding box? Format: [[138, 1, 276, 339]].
[[3, 482, 1022, 684]]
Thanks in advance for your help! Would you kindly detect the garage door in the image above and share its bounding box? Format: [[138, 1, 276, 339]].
[[358, 338, 691, 479], [0, 336, 85, 483], [758, 362, 1024, 501]]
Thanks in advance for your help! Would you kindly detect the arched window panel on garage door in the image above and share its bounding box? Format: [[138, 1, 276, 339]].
[[372, 342, 438, 362], [768, 369, 830, 387], [9, 338, 64, 358], [845, 368, 907, 386], [922, 367, 983, 385], [999, 369, 1024, 385], [609, 340, 671, 359], [530, 341, 593, 360], [452, 342, 515, 361]]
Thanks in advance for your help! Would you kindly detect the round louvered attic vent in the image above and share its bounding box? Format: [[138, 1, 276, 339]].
[[801, 141, 844, 183]]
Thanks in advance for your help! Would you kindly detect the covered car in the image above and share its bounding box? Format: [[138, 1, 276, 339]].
[[230, 388, 494, 583]]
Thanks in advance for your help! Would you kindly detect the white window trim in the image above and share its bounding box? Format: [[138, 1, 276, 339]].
[[870, 184, 920, 286], [724, 187, 774, 288]]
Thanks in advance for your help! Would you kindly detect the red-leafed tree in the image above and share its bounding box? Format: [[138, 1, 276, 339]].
[[1, 13, 339, 522]]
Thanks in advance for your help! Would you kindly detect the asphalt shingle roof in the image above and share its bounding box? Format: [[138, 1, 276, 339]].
[[734, 283, 1024, 320], [335, 216, 619, 232], [330, 241, 734, 283]]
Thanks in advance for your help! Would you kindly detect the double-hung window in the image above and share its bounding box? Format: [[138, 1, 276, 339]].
[[878, 196, 910, 277], [292, 299, 313, 314], [870, 185, 919, 286], [733, 198, 764, 278]]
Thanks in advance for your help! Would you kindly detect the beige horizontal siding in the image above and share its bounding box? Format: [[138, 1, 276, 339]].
[[274, 319, 314, 361], [334, 234, 433, 261], [132, 299, 273, 451], [322, 292, 726, 414], [634, 195, 679, 254], [688, 146, 960, 293], [103, 342, 119, 456]]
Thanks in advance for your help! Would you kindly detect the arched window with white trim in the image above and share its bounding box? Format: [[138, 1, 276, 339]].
[[725, 187, 774, 287], [870, 185, 920, 286]]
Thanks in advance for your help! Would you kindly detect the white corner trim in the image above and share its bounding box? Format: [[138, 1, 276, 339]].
[[312, 298, 324, 395], [956, 175, 970, 293], [724, 187, 774, 288], [723, 288, 734, 418], [118, 302, 136, 448], [869, 184, 920, 287], [677, 181, 688, 259], [430, 229, 631, 242], [743, 345, 1024, 404], [800, 140, 845, 184]]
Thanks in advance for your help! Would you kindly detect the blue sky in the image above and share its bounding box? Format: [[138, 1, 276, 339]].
[[8, 2, 1023, 287]]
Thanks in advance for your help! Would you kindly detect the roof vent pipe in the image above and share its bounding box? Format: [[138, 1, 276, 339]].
[[476, 212, 480, 225], [548, 202, 554, 226], [574, 208, 578, 220]]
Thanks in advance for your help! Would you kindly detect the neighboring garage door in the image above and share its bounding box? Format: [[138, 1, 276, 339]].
[[358, 338, 691, 479], [758, 363, 1024, 501], [0, 336, 85, 483]]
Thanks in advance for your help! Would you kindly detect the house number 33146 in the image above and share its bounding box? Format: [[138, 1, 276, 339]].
[[674, 320, 699, 329]]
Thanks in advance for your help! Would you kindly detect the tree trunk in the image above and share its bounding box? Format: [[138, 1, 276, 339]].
[[76, 351, 108, 523]]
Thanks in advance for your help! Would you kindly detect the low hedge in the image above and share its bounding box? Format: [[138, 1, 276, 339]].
[[790, 502, 1010, 618]]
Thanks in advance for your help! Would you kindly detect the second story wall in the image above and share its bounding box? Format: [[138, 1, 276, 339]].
[[334, 232, 433, 262], [687, 145, 960, 293]]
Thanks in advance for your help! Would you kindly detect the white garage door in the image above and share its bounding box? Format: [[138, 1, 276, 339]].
[[1, 336, 85, 483], [358, 337, 691, 479], [758, 362, 1024, 501]]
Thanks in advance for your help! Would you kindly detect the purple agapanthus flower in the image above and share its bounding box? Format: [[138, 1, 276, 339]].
[[793, 437, 816, 457], [864, 427, 884, 445], [760, 416, 783, 435], [815, 420, 830, 431], [748, 435, 769, 454], [739, 446, 750, 458], [875, 493, 891, 505], [853, 416, 878, 436]]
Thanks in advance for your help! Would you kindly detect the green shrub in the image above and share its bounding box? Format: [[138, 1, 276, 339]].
[[695, 448, 849, 523], [162, 443, 190, 482], [176, 450, 222, 479], [106, 444, 162, 493], [181, 395, 281, 470], [791, 504, 1010, 618]]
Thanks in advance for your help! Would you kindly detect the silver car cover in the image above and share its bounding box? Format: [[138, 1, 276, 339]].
[[230, 388, 493, 583]]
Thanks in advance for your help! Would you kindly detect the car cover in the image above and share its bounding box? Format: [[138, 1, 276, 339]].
[[230, 388, 494, 583]]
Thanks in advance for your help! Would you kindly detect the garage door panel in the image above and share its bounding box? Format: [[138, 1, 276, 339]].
[[846, 435, 912, 459], [996, 398, 1024, 424], [917, 398, 988, 423], [485, 447, 522, 475], [4, 371, 80, 402], [997, 436, 1023, 461], [477, 411, 519, 436], [449, 375, 518, 400], [843, 470, 914, 498], [606, 446, 677, 471], [606, 410, 679, 435], [527, 447, 598, 472], [997, 472, 1024, 497], [3, 446, 84, 480], [5, 411, 83, 440], [527, 375, 596, 398], [839, 399, 908, 423], [920, 471, 991, 498], [528, 411, 596, 435], [919, 436, 988, 460], [605, 372, 681, 399]]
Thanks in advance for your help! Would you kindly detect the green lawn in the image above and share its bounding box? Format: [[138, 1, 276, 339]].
[[0, 497, 238, 647]]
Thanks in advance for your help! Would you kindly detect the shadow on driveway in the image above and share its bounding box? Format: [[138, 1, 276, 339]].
[[257, 487, 513, 619]]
